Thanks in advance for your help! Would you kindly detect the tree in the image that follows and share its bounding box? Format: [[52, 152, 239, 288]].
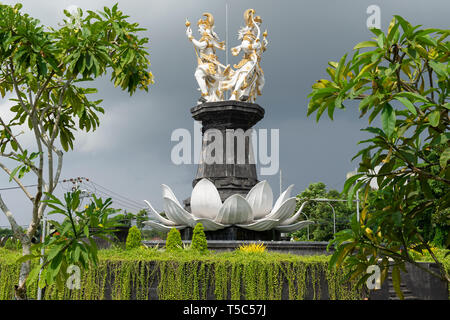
[[136, 209, 149, 229], [307, 15, 449, 296], [0, 3, 153, 299], [290, 182, 354, 241], [0, 227, 13, 238]]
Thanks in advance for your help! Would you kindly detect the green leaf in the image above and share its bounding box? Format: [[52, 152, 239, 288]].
[[419, 177, 434, 199], [428, 110, 440, 127], [395, 92, 428, 103], [26, 264, 42, 286], [440, 147, 450, 169], [9, 166, 21, 182], [47, 243, 65, 261], [387, 22, 400, 43], [391, 265, 404, 300], [343, 173, 365, 196], [16, 254, 38, 264], [394, 15, 412, 37], [395, 97, 417, 116], [381, 103, 396, 138], [335, 53, 348, 84], [353, 41, 378, 50]]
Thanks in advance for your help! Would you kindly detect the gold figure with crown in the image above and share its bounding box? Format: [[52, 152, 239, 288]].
[[186, 13, 231, 104], [221, 9, 268, 102]]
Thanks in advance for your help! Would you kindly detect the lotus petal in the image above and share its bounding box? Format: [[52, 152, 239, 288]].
[[143, 220, 186, 233], [245, 180, 273, 219], [162, 184, 182, 207], [265, 198, 297, 222], [144, 200, 177, 226], [215, 194, 253, 224], [237, 219, 279, 232], [163, 197, 196, 227], [194, 218, 229, 231], [271, 184, 294, 214], [275, 220, 315, 233], [190, 178, 222, 219], [279, 201, 310, 226]]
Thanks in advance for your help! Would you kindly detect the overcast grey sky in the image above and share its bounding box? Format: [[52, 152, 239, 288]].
[[0, 0, 449, 226]]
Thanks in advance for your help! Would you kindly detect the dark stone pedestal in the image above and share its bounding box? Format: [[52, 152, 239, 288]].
[[183, 100, 272, 241], [181, 226, 280, 241], [186, 101, 265, 208]]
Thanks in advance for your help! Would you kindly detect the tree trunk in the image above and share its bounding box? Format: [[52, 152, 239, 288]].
[[14, 238, 31, 300]]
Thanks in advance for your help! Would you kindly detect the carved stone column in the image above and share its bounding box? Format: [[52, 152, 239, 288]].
[[185, 101, 264, 207]]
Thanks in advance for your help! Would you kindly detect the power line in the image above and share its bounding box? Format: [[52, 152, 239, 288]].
[[0, 181, 62, 191], [82, 184, 144, 210], [61, 177, 145, 212], [90, 181, 144, 208]]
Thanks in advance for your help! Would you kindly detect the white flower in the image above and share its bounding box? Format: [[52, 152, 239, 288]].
[[143, 179, 314, 232]]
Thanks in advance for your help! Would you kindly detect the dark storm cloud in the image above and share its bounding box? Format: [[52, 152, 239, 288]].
[[0, 0, 449, 225]]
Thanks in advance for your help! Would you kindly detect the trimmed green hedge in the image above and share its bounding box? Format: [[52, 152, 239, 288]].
[[0, 247, 364, 300]]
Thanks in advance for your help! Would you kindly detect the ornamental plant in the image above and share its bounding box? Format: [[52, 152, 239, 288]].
[[125, 226, 142, 250], [165, 228, 183, 252], [238, 242, 266, 253], [18, 190, 123, 293], [191, 223, 208, 253], [307, 15, 449, 298]]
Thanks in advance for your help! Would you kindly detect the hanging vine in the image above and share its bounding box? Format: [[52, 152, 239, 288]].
[[0, 248, 364, 300]]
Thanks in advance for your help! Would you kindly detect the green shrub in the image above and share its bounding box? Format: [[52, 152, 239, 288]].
[[166, 228, 183, 251], [3, 238, 15, 250], [191, 223, 207, 253], [125, 226, 142, 250]]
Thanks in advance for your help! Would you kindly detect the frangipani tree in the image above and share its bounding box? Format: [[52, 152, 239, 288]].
[[308, 15, 449, 297], [0, 3, 153, 299]]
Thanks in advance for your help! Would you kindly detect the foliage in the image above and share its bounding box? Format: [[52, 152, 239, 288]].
[[290, 182, 355, 241], [165, 228, 183, 252], [136, 209, 149, 229], [112, 210, 149, 229], [191, 223, 208, 253], [3, 238, 14, 250], [112, 212, 135, 227], [0, 247, 364, 300], [238, 242, 266, 253], [307, 15, 450, 296], [18, 190, 122, 290], [0, 228, 13, 238], [125, 226, 142, 250], [0, 2, 153, 298]]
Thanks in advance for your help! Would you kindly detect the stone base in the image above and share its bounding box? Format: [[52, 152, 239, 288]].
[[180, 226, 280, 241]]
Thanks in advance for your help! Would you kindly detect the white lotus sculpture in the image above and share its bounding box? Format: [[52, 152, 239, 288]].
[[143, 179, 314, 232]]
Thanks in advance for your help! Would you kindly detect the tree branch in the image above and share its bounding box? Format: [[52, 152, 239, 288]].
[[0, 161, 34, 201], [0, 193, 26, 242]]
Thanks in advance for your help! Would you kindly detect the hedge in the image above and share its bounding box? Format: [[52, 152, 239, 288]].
[[0, 247, 364, 300]]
